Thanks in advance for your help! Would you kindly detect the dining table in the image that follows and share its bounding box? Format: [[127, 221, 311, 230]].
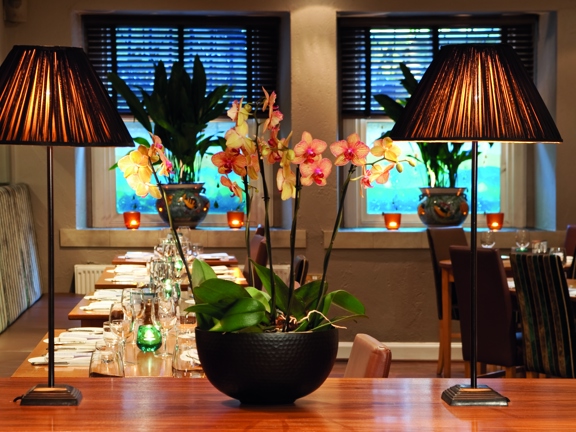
[[3, 378, 576, 430], [112, 252, 239, 266], [438, 253, 573, 378], [12, 329, 190, 379]]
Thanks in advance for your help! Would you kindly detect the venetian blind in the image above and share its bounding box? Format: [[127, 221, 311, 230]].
[[82, 15, 280, 113], [339, 15, 538, 117]]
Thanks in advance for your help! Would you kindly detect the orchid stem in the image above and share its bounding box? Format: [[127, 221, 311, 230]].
[[313, 164, 356, 326], [242, 175, 254, 286], [284, 166, 301, 331]]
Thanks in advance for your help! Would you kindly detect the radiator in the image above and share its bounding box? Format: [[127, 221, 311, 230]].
[[74, 264, 109, 294]]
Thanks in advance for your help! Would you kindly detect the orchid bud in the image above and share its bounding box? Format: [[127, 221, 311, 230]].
[[396, 163, 404, 173]]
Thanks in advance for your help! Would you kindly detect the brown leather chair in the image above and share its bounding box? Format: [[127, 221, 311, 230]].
[[426, 227, 467, 376], [450, 246, 523, 378], [242, 231, 267, 289], [343, 333, 392, 378], [294, 255, 309, 286]]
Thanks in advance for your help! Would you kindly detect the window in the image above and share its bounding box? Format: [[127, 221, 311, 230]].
[[83, 15, 280, 227], [338, 15, 537, 227]]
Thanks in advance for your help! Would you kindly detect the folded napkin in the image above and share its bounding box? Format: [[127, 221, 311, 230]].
[[211, 265, 235, 275], [67, 327, 104, 334], [181, 348, 201, 364], [217, 274, 237, 281], [125, 251, 155, 259], [199, 253, 231, 260], [105, 274, 148, 283], [57, 332, 103, 341], [80, 301, 114, 311], [114, 264, 147, 274], [28, 356, 91, 366]]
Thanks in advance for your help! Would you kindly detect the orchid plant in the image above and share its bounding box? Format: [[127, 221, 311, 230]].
[[185, 88, 415, 333]]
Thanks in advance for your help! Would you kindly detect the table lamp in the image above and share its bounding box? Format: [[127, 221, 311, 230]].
[[390, 44, 562, 406], [0, 46, 133, 405]]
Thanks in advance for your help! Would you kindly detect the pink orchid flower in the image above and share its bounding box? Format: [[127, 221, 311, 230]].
[[221, 175, 244, 202], [300, 158, 332, 187], [293, 132, 327, 165], [211, 148, 247, 177], [330, 133, 370, 166], [276, 165, 296, 200]]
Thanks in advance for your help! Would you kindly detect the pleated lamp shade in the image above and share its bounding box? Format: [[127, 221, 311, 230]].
[[389, 44, 562, 144], [0, 45, 133, 147]]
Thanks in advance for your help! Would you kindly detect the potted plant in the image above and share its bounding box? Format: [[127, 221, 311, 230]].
[[182, 88, 414, 404], [108, 55, 232, 227], [374, 63, 472, 226]]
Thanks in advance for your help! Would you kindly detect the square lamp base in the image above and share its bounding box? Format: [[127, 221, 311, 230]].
[[442, 384, 509, 406], [17, 384, 82, 406]]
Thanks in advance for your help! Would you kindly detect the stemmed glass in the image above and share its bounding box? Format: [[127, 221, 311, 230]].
[[121, 288, 144, 344], [152, 295, 178, 359], [515, 229, 530, 251], [481, 230, 496, 248], [109, 301, 133, 362]]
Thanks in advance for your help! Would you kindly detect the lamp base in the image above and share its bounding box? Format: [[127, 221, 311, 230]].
[[17, 384, 82, 406], [441, 384, 508, 406]]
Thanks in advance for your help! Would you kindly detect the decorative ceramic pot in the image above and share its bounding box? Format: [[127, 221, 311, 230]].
[[417, 187, 469, 227], [155, 183, 210, 228], [195, 327, 339, 405]]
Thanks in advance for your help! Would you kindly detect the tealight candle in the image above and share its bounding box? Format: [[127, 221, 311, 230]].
[[227, 211, 245, 229], [485, 212, 504, 231], [123, 211, 141, 229], [383, 213, 401, 230]]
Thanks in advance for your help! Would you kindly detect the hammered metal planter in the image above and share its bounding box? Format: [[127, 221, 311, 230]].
[[195, 327, 339, 405], [417, 187, 469, 227], [155, 183, 210, 228]]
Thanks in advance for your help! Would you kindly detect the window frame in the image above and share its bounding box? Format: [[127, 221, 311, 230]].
[[83, 14, 281, 228], [338, 14, 537, 229]]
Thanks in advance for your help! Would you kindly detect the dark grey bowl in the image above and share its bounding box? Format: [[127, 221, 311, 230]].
[[195, 327, 339, 405]]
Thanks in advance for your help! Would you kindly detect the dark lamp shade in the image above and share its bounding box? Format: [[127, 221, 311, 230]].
[[390, 44, 562, 144], [0, 45, 133, 147]]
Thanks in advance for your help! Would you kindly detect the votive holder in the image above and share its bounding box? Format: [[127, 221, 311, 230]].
[[227, 211, 245, 229], [123, 211, 141, 229], [383, 213, 401, 230], [485, 212, 504, 231]]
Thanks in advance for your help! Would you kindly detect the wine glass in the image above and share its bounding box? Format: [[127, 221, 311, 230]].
[[481, 230, 496, 248], [152, 295, 178, 359], [109, 302, 134, 361], [515, 229, 530, 251], [122, 288, 144, 344]]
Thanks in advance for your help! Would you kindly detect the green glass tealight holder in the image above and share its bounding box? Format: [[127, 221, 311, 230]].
[[137, 325, 162, 352]]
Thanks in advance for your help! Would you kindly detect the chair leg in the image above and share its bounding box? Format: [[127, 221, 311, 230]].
[[505, 366, 516, 378], [437, 321, 444, 375], [464, 361, 470, 378], [526, 371, 540, 378]]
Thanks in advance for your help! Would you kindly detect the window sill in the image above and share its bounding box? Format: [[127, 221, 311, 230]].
[[324, 228, 565, 250], [60, 228, 306, 249]]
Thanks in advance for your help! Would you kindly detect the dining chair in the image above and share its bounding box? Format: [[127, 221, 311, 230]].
[[510, 252, 576, 378], [242, 231, 267, 289], [343, 333, 392, 378], [449, 246, 523, 378], [294, 255, 309, 286], [426, 227, 467, 376]]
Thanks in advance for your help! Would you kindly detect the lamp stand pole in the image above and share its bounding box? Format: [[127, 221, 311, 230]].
[[17, 147, 82, 405], [441, 141, 509, 406]]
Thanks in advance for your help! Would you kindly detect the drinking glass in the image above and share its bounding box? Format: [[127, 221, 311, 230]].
[[122, 288, 144, 344], [89, 346, 124, 378], [480, 230, 496, 248], [550, 247, 567, 264], [172, 329, 202, 378], [152, 295, 178, 358], [192, 243, 204, 258], [515, 229, 530, 251]]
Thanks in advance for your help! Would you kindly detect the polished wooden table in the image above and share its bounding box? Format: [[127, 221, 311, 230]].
[[12, 330, 180, 379], [67, 297, 109, 328], [3, 378, 576, 430], [438, 256, 573, 378]]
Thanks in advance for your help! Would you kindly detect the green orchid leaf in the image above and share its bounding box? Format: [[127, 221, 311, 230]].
[[191, 259, 217, 288], [193, 278, 251, 308], [245, 287, 271, 313], [210, 298, 267, 332], [321, 290, 366, 317], [294, 280, 323, 311], [184, 303, 224, 320], [252, 261, 305, 317]]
